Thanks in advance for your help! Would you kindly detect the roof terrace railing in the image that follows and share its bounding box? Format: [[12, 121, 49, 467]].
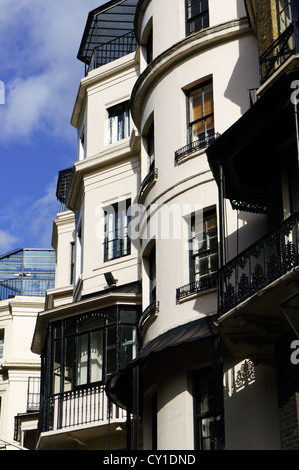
[[0, 277, 54, 300], [86, 30, 137, 74]]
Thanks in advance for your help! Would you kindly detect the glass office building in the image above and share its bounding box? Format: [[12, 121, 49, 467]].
[[0, 249, 55, 300]]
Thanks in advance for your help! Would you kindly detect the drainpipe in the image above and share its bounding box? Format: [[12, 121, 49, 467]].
[[218, 164, 226, 316], [218, 164, 226, 268], [294, 100, 299, 178]]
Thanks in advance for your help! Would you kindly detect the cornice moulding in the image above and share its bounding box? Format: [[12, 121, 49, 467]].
[[131, 18, 251, 130]]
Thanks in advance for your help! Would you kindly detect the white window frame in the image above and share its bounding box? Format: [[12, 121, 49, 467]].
[[105, 101, 130, 145]]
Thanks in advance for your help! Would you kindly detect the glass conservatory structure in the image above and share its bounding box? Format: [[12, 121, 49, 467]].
[[0, 249, 56, 300]]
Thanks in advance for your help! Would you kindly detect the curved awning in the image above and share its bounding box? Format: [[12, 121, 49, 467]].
[[107, 314, 218, 409]]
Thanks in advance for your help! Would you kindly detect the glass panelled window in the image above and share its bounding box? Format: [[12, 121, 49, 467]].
[[119, 308, 138, 369], [278, 0, 294, 33], [0, 330, 4, 360], [193, 368, 215, 450], [53, 324, 62, 394], [76, 315, 105, 387], [190, 208, 218, 285], [106, 324, 117, 378], [188, 81, 214, 144], [104, 199, 131, 262], [50, 307, 139, 394], [106, 101, 130, 144], [186, 0, 209, 35]]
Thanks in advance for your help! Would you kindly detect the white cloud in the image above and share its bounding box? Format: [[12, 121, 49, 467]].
[[0, 230, 19, 254], [28, 178, 59, 247], [0, 179, 60, 250], [0, 0, 103, 143]]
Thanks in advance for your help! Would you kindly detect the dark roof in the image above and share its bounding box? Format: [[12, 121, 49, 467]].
[[77, 0, 139, 65]]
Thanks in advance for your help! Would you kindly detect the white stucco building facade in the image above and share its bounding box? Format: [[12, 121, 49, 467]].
[[31, 0, 299, 451]]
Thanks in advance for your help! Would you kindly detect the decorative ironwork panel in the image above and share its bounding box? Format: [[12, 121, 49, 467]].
[[219, 212, 299, 315]]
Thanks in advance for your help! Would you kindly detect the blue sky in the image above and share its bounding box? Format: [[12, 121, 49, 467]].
[[0, 0, 104, 254]]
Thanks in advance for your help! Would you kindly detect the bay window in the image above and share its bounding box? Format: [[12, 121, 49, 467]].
[[50, 307, 138, 394]]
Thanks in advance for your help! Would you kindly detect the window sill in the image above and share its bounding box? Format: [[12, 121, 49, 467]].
[[177, 286, 217, 304], [176, 276, 217, 303], [175, 133, 220, 165], [93, 252, 137, 272]]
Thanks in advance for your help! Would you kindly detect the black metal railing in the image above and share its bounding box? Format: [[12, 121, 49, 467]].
[[138, 168, 158, 203], [0, 278, 55, 300], [259, 20, 299, 83], [86, 31, 137, 74], [177, 273, 217, 301], [47, 384, 125, 432], [219, 212, 299, 316], [103, 236, 131, 262], [175, 132, 220, 164], [138, 301, 159, 334]]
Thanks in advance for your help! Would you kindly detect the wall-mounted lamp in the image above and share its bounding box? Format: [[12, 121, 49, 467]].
[[104, 272, 118, 287]]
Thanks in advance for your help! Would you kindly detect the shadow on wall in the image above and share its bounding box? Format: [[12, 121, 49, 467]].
[[224, 0, 260, 115], [224, 207, 268, 261]]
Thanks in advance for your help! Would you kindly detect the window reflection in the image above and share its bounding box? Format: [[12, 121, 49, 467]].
[[51, 307, 139, 394]]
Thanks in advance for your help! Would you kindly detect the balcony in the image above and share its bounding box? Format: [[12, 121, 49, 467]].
[[137, 168, 158, 203], [46, 384, 125, 433], [219, 212, 299, 317], [138, 301, 159, 335], [175, 133, 220, 164], [177, 273, 217, 301], [260, 20, 299, 84]]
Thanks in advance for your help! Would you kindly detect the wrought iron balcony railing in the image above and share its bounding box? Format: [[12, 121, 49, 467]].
[[138, 301, 159, 334], [138, 168, 158, 203], [259, 20, 299, 83], [47, 384, 125, 432], [175, 132, 220, 164], [177, 273, 217, 301], [219, 212, 299, 316], [86, 31, 137, 75]]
